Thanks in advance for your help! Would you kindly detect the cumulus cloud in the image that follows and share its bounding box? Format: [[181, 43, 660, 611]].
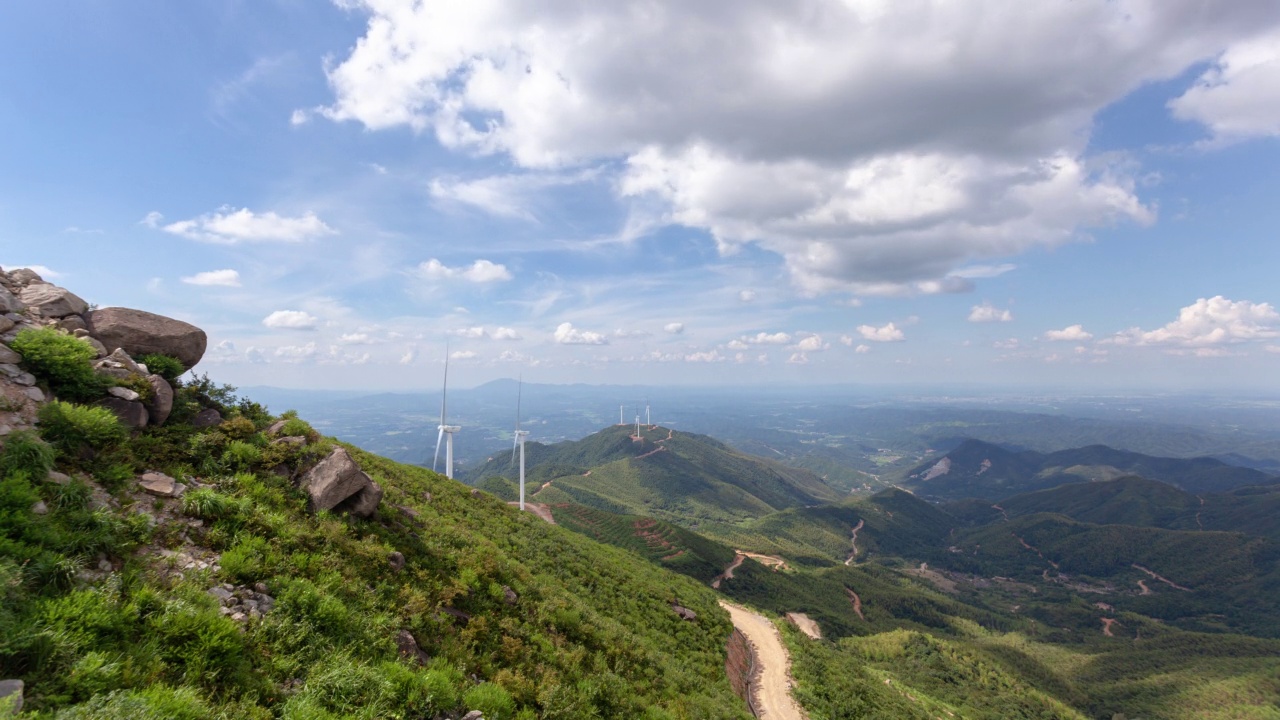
[[450, 350, 479, 360], [181, 269, 241, 287], [685, 350, 724, 362], [794, 334, 829, 352], [737, 331, 792, 346], [664, 322, 685, 334], [338, 333, 372, 344], [1043, 324, 1092, 341], [430, 171, 593, 220], [787, 352, 809, 364], [857, 322, 905, 342], [160, 207, 336, 244], [1111, 296, 1279, 347], [968, 302, 1013, 323], [855, 344, 871, 354], [416, 258, 513, 283], [1169, 27, 1280, 142], [453, 326, 487, 339], [839, 335, 854, 347], [492, 326, 522, 340], [275, 343, 318, 362], [739, 290, 756, 302], [399, 346, 418, 364], [312, 1, 1277, 294], [262, 310, 319, 330], [554, 322, 608, 345]]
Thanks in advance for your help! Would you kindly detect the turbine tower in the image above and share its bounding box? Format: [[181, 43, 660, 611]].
[[646, 403, 651, 426], [433, 352, 461, 479], [635, 413, 641, 439], [511, 377, 530, 511], [619, 404, 624, 425]]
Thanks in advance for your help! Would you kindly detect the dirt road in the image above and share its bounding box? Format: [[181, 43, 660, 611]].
[[507, 501, 556, 524], [719, 601, 809, 720], [844, 519, 864, 566], [712, 553, 746, 589]]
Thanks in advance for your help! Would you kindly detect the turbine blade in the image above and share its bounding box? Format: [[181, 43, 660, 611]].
[[440, 349, 450, 425], [433, 426, 445, 472], [511, 434, 519, 466]]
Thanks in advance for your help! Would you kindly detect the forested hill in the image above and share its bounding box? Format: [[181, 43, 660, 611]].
[[898, 438, 1274, 500], [466, 423, 841, 524]]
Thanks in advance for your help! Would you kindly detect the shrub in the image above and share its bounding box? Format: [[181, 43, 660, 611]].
[[113, 374, 154, 402], [52, 685, 211, 720], [9, 327, 108, 401], [37, 401, 127, 455], [137, 353, 185, 382], [463, 682, 517, 720], [0, 429, 56, 478], [280, 418, 317, 440], [181, 488, 239, 521], [219, 416, 258, 441], [223, 440, 263, 470]]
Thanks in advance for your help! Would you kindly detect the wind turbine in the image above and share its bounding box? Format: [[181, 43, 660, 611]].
[[433, 352, 461, 479], [511, 378, 530, 510], [646, 403, 651, 426]]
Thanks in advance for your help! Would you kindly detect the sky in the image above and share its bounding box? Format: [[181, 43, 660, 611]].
[[2, 0, 1280, 392]]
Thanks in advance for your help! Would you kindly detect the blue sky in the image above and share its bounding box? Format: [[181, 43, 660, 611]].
[[3, 1, 1280, 391]]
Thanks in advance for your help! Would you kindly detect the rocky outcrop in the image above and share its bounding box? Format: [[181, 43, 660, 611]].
[[144, 374, 174, 425], [0, 287, 24, 313], [298, 447, 383, 518], [138, 471, 185, 497], [85, 307, 207, 370], [192, 408, 222, 428], [100, 396, 149, 428], [19, 284, 88, 318]]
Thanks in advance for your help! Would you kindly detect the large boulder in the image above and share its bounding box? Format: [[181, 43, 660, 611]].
[[85, 307, 207, 369], [298, 447, 383, 518], [144, 374, 174, 425], [19, 284, 88, 318], [0, 287, 23, 314], [99, 397, 148, 429]]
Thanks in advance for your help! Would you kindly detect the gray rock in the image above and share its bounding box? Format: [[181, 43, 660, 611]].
[[93, 347, 145, 381], [99, 397, 148, 428], [395, 629, 430, 665], [0, 345, 19, 364], [388, 551, 405, 572], [46, 471, 70, 485], [82, 336, 108, 358], [8, 268, 44, 287], [19, 284, 88, 318], [22, 387, 44, 403], [503, 585, 519, 606], [57, 315, 87, 332], [672, 603, 697, 621], [208, 586, 234, 604], [265, 419, 288, 436], [0, 678, 23, 715], [192, 408, 222, 428], [12, 372, 35, 387], [462, 712, 484, 720], [273, 436, 306, 448], [0, 363, 20, 378], [144, 374, 173, 425], [138, 471, 181, 497], [0, 317, 13, 334], [108, 386, 141, 401], [85, 307, 207, 370], [31, 500, 47, 515], [298, 447, 383, 518], [253, 582, 270, 594]]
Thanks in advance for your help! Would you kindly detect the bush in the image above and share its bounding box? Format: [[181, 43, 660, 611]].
[[137, 353, 185, 382], [219, 416, 258, 441], [9, 327, 108, 401], [37, 401, 127, 455], [223, 440, 263, 470], [280, 418, 316, 440], [0, 429, 56, 478], [52, 685, 211, 720], [181, 488, 240, 521], [463, 682, 517, 720]]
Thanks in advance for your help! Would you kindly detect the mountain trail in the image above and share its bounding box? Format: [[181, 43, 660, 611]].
[[844, 519, 864, 566], [741, 551, 789, 571], [712, 553, 746, 589], [992, 503, 1010, 522], [1136, 579, 1152, 595], [719, 601, 810, 720], [508, 501, 556, 524], [1132, 564, 1190, 591], [635, 445, 668, 460], [1101, 617, 1119, 637], [1013, 533, 1059, 569], [845, 588, 865, 620]]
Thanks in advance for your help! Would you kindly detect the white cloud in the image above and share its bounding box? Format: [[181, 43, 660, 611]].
[[399, 346, 418, 364], [140, 211, 164, 228], [262, 310, 319, 330], [994, 338, 1021, 349], [839, 335, 854, 346], [685, 350, 724, 362], [968, 302, 1013, 323], [430, 170, 594, 220], [614, 328, 651, 339], [313, 1, 1274, 294], [794, 334, 828, 352], [216, 340, 236, 352], [160, 206, 336, 244], [787, 352, 809, 364], [338, 333, 372, 344], [450, 350, 479, 360], [1043, 324, 1093, 341], [854, 344, 871, 354], [739, 290, 756, 302], [181, 269, 241, 287], [664, 322, 685, 334], [492, 326, 522, 340], [857, 322, 905, 342], [1111, 296, 1279, 347], [737, 331, 792, 346], [453, 326, 487, 339], [554, 322, 608, 345], [416, 258, 513, 283], [290, 109, 310, 126], [726, 340, 748, 350], [1169, 27, 1280, 142], [245, 347, 267, 364], [275, 343, 318, 362]]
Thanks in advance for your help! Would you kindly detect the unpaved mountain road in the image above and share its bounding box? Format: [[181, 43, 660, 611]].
[[711, 553, 746, 589], [719, 601, 809, 720]]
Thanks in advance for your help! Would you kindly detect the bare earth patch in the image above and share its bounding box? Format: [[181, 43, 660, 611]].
[[719, 601, 810, 720], [785, 612, 822, 640]]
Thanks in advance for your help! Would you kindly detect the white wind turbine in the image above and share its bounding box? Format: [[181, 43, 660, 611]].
[[511, 378, 530, 510], [433, 352, 460, 479]]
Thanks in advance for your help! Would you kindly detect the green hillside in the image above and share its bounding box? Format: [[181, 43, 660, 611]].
[[470, 424, 841, 525], [899, 439, 1274, 500], [0, 378, 752, 718]]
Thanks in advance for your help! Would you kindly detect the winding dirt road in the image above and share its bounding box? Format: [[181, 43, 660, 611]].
[[719, 601, 810, 720], [712, 553, 746, 589], [844, 519, 864, 566]]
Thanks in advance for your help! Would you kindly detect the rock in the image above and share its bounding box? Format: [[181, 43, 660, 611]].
[[46, 470, 70, 485], [671, 603, 697, 621], [395, 629, 430, 665], [253, 582, 270, 594], [22, 387, 44, 403], [0, 364, 20, 378], [31, 500, 47, 515], [81, 335, 108, 358], [144, 374, 173, 425], [0, 678, 23, 715], [208, 586, 234, 605], [273, 436, 306, 448], [0, 345, 19, 364], [12, 373, 35, 387], [93, 347, 145, 380], [85, 307, 207, 370], [388, 551, 405, 572], [7, 268, 44, 287], [0, 317, 12, 334], [470, 488, 482, 498], [503, 586, 518, 606], [108, 386, 141, 401], [298, 447, 383, 517], [0, 287, 24, 314], [99, 397, 148, 428], [139, 471, 183, 497], [58, 315, 87, 333], [266, 419, 288, 436], [462, 711, 484, 720], [19, 284, 88, 318], [230, 611, 247, 622], [192, 408, 222, 428]]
